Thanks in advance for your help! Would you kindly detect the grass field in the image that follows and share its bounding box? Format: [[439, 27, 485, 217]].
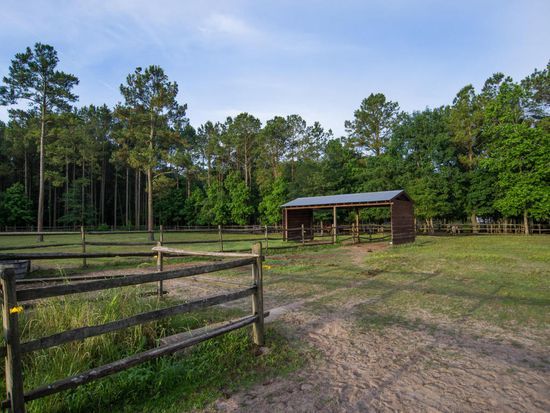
[[1, 234, 549, 411]]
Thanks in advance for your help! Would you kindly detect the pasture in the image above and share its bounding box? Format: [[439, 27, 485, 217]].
[[0, 234, 549, 412]]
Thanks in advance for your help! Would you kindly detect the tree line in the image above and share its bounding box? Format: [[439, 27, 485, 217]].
[[0, 43, 548, 236]]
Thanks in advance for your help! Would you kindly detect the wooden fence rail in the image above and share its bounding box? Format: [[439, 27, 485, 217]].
[[0, 243, 265, 413]]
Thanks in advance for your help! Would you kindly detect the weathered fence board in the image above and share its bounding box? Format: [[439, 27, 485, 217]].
[[17, 257, 255, 302], [1, 314, 257, 408]]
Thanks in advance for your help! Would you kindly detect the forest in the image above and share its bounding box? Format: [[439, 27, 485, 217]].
[[0, 43, 548, 235]]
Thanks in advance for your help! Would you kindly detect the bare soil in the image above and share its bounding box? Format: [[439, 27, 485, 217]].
[[208, 244, 550, 413]]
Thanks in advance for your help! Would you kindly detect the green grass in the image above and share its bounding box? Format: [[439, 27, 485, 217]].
[[1, 234, 548, 412], [0, 287, 306, 413], [282, 236, 550, 332]]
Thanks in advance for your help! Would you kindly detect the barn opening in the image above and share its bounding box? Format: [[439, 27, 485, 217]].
[[281, 190, 415, 245]]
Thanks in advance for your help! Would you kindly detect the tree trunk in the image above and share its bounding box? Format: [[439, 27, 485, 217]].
[[90, 159, 94, 225], [470, 212, 477, 234], [81, 161, 85, 225], [53, 186, 57, 228], [113, 168, 118, 229], [125, 167, 129, 228], [37, 105, 46, 241], [207, 157, 211, 186], [135, 169, 140, 229], [24, 147, 28, 197], [48, 182, 52, 228], [147, 117, 155, 241], [244, 150, 249, 188], [65, 158, 69, 216], [524, 209, 529, 235], [100, 156, 106, 224], [147, 167, 154, 241]]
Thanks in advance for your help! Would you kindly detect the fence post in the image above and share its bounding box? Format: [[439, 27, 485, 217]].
[[1, 266, 26, 413], [156, 241, 164, 299], [218, 225, 224, 252], [301, 224, 305, 246], [80, 226, 87, 267], [159, 224, 164, 244], [332, 224, 336, 244], [251, 243, 264, 346], [264, 225, 269, 253]]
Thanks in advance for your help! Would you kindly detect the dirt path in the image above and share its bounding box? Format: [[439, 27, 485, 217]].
[[210, 244, 550, 413]]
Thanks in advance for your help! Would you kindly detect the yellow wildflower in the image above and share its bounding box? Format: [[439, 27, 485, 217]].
[[9, 306, 23, 314], [264, 265, 272, 270]]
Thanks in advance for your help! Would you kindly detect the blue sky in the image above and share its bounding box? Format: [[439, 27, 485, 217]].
[[1, 0, 548, 136]]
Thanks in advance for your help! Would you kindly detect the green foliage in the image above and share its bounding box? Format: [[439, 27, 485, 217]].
[[0, 46, 548, 229], [484, 124, 550, 219], [0, 43, 78, 110], [201, 181, 229, 225], [58, 181, 95, 226], [259, 177, 287, 225], [182, 188, 206, 225], [0, 182, 33, 225], [345, 93, 401, 156], [224, 171, 254, 225], [153, 176, 185, 224]]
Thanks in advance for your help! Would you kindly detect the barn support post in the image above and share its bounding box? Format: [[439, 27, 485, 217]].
[[332, 206, 337, 244], [283, 208, 288, 242], [355, 207, 360, 244]]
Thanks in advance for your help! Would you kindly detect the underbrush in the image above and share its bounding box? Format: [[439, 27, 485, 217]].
[[0, 287, 304, 412]]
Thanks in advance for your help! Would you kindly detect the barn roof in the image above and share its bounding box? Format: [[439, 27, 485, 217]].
[[281, 190, 410, 208]]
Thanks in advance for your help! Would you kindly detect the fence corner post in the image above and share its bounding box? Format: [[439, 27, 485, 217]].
[[251, 243, 264, 347], [1, 266, 26, 413], [80, 226, 87, 267]]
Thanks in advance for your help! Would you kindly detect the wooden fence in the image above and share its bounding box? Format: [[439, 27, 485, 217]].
[[417, 222, 550, 235], [0, 244, 265, 413], [0, 225, 278, 254]]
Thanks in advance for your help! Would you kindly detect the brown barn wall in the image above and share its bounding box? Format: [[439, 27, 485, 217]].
[[391, 199, 415, 244], [285, 209, 314, 241]]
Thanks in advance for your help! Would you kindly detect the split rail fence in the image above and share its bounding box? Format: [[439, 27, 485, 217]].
[[0, 243, 265, 413]]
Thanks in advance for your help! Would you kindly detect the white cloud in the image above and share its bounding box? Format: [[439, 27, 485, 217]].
[[199, 13, 258, 39]]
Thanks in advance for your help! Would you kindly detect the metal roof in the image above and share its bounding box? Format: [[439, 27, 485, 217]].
[[281, 190, 407, 208]]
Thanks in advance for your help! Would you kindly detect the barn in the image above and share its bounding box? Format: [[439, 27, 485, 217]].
[[281, 190, 415, 245]]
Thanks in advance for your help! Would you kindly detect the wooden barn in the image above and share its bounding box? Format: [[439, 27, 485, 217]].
[[281, 190, 415, 245]]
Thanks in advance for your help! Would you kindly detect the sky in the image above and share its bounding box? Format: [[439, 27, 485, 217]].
[[1, 0, 549, 137]]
